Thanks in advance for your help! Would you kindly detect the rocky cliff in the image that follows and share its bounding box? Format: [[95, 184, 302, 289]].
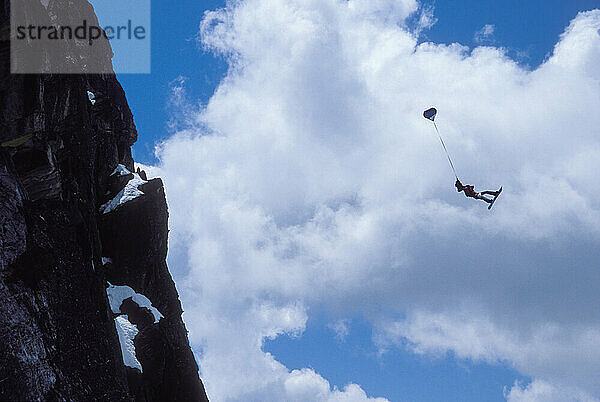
[[0, 0, 209, 400]]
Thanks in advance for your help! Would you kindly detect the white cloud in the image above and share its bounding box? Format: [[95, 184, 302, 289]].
[[347, 0, 418, 24], [154, 1, 600, 400], [413, 4, 437, 36], [474, 24, 495, 44], [505, 380, 599, 402], [284, 369, 388, 402], [377, 311, 600, 395], [329, 319, 350, 341]]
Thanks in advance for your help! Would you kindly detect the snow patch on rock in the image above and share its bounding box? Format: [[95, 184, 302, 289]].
[[106, 282, 164, 323], [110, 164, 131, 177], [100, 165, 147, 214], [114, 315, 142, 372]]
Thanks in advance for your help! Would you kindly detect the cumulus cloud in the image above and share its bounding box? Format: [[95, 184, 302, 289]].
[[505, 380, 599, 402], [377, 311, 600, 395], [153, 1, 600, 400], [284, 369, 388, 402]]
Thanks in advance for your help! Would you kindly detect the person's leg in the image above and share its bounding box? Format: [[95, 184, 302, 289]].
[[476, 193, 493, 203], [481, 190, 499, 197]]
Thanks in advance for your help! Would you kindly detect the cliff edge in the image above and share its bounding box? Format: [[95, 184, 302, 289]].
[[0, 0, 209, 400]]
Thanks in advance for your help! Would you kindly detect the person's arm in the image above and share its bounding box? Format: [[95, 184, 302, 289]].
[[455, 179, 463, 192]]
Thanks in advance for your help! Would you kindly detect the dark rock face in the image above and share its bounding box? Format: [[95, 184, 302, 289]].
[[0, 1, 208, 401]]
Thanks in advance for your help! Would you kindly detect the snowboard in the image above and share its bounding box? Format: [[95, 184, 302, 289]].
[[487, 186, 503, 210]]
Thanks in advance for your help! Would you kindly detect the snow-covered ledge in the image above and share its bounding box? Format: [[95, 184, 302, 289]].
[[100, 164, 148, 214]]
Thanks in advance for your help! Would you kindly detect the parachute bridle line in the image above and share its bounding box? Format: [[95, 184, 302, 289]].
[[432, 121, 458, 180]]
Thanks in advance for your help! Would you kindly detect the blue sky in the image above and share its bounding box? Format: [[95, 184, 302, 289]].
[[97, 1, 600, 401]]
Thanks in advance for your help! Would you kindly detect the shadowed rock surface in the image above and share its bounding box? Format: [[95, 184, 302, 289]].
[[0, 1, 208, 400]]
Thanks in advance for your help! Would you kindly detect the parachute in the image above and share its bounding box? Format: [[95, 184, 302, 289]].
[[423, 107, 437, 121], [423, 107, 457, 179]]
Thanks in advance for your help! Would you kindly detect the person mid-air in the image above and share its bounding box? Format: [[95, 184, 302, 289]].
[[455, 179, 502, 208]]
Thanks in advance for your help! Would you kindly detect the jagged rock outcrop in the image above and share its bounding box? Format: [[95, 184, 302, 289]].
[[0, 1, 208, 400]]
